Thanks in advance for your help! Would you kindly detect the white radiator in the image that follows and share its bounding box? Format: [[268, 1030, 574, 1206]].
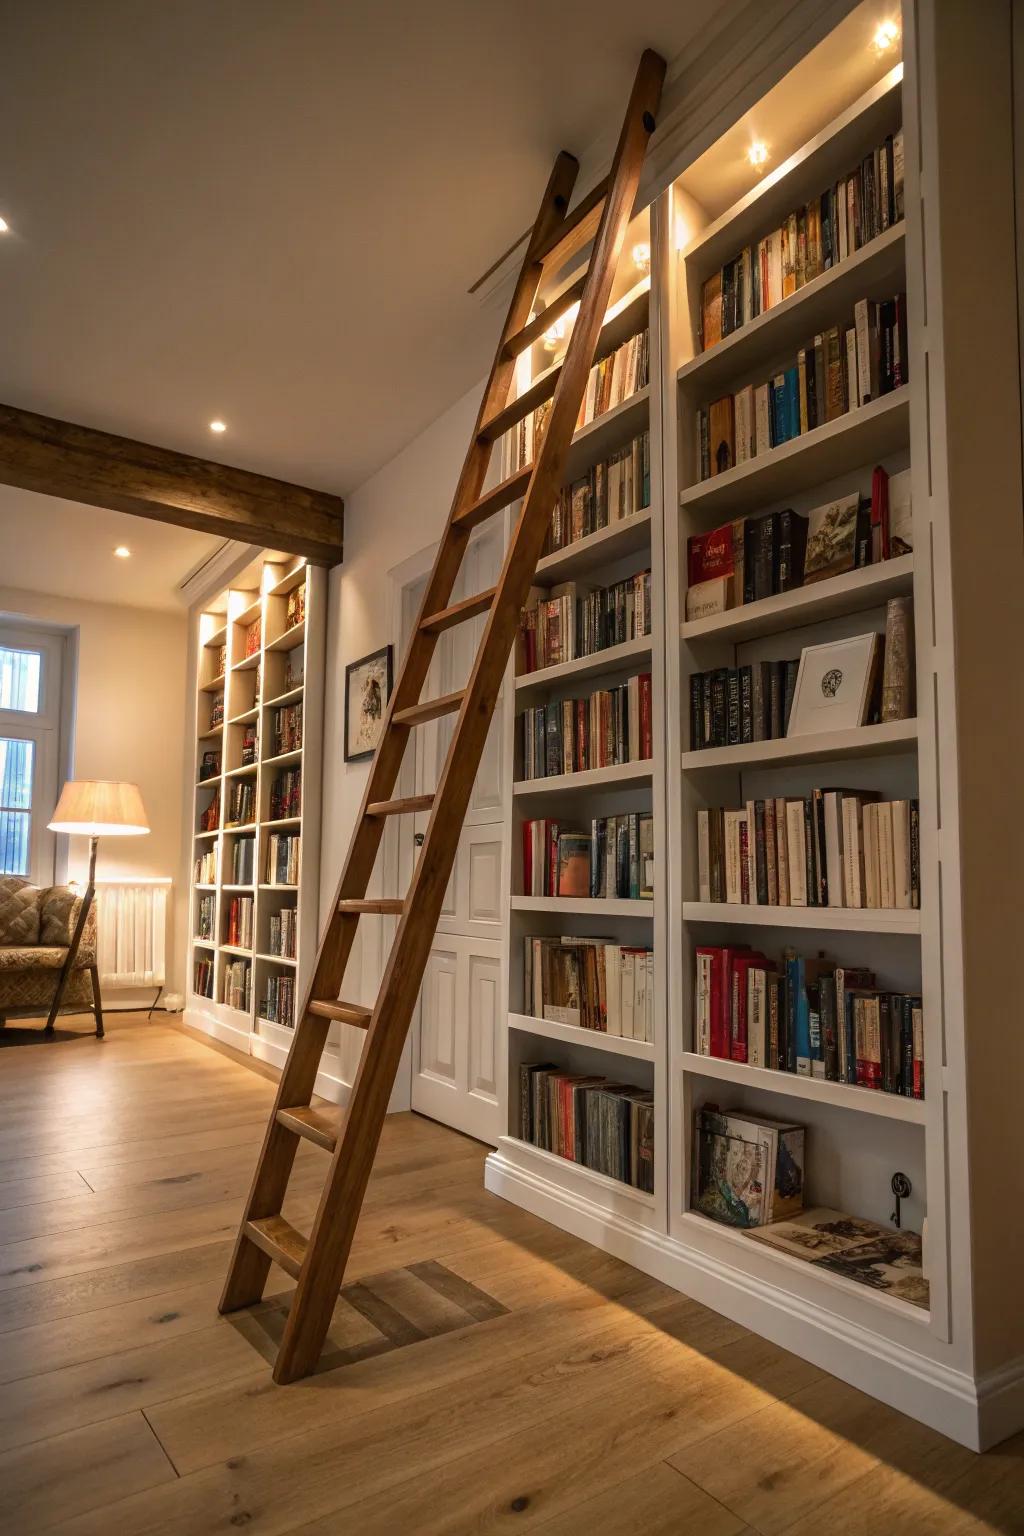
[[95, 879, 170, 987]]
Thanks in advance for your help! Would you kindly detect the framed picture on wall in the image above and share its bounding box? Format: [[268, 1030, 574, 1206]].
[[344, 645, 393, 762]]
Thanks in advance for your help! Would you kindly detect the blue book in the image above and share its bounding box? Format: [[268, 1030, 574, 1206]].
[[793, 955, 812, 1076], [784, 951, 800, 1073], [771, 374, 786, 445], [785, 365, 800, 439]]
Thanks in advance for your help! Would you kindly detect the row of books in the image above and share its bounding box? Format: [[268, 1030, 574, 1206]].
[[243, 618, 261, 658], [212, 645, 227, 679], [696, 793, 921, 910], [240, 724, 258, 766], [689, 658, 798, 750], [230, 835, 256, 886], [226, 780, 257, 827], [269, 768, 301, 821], [699, 125, 904, 351], [520, 1063, 654, 1192], [193, 956, 214, 999], [542, 429, 650, 555], [271, 702, 303, 756], [524, 936, 655, 1042], [199, 792, 220, 833], [195, 895, 215, 940], [193, 847, 217, 884], [260, 973, 295, 1029], [223, 957, 252, 1013], [509, 328, 650, 472], [282, 651, 304, 691], [697, 293, 907, 480], [685, 466, 912, 623], [198, 751, 220, 782], [284, 581, 305, 631], [209, 692, 225, 728], [224, 895, 254, 950], [517, 570, 651, 675], [521, 815, 654, 901], [268, 907, 297, 960], [514, 673, 653, 781], [693, 944, 924, 1096], [267, 833, 300, 886]]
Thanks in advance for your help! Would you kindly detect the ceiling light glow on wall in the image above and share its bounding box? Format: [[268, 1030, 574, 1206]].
[[0, 217, 9, 234], [542, 317, 568, 351], [113, 546, 131, 559], [209, 419, 227, 433], [632, 242, 651, 273], [873, 19, 900, 51], [747, 141, 769, 169]]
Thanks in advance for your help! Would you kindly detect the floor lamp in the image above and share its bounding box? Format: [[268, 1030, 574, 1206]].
[[46, 780, 150, 1037]]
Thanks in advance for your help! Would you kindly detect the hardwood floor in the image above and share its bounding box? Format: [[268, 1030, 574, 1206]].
[[1, 1013, 1022, 1535]]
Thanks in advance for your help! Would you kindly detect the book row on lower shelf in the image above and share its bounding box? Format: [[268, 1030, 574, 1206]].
[[688, 599, 914, 750], [223, 958, 252, 1013], [230, 836, 256, 886], [193, 846, 218, 884], [260, 972, 295, 1029], [225, 895, 254, 950], [524, 936, 655, 1043], [699, 126, 904, 351], [697, 792, 920, 911], [226, 779, 257, 827], [515, 673, 653, 780], [685, 466, 911, 622], [268, 907, 297, 960], [195, 894, 215, 940], [696, 293, 907, 481], [267, 833, 300, 886], [269, 767, 301, 820], [693, 943, 923, 1097], [517, 568, 651, 675], [193, 955, 214, 1000], [271, 702, 302, 755], [691, 1106, 927, 1309], [543, 428, 650, 554], [522, 813, 653, 900], [520, 1062, 654, 1193]]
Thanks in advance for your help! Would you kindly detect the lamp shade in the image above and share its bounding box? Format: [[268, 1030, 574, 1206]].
[[48, 780, 150, 837]]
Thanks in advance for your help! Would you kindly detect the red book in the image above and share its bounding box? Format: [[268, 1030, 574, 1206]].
[[546, 821, 558, 899], [522, 822, 533, 897], [871, 464, 889, 561], [687, 523, 734, 585], [639, 672, 652, 758], [704, 945, 751, 1058]]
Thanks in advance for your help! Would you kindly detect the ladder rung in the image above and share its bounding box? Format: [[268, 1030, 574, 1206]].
[[366, 794, 434, 818], [532, 176, 609, 267], [454, 466, 533, 532], [277, 1103, 344, 1152], [392, 690, 464, 727], [244, 1215, 308, 1280], [503, 274, 587, 359], [337, 898, 405, 915], [478, 367, 557, 444], [308, 999, 372, 1028], [421, 587, 495, 633]]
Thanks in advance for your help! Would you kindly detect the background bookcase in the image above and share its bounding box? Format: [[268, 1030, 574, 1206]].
[[185, 552, 325, 1073]]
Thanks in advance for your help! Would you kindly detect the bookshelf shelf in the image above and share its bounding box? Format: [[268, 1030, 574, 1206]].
[[511, 894, 653, 918], [193, 938, 216, 950], [262, 748, 303, 769], [535, 508, 653, 584], [229, 707, 260, 726], [199, 675, 226, 695], [197, 723, 224, 741], [194, 829, 219, 841], [681, 1050, 926, 1123], [681, 901, 921, 934], [680, 717, 917, 770], [267, 562, 308, 598], [264, 685, 304, 710], [677, 225, 906, 398], [499, 1135, 656, 1209], [260, 882, 298, 891], [266, 619, 306, 653], [222, 884, 255, 892], [514, 635, 652, 697], [256, 952, 297, 966], [682, 555, 914, 643], [235, 596, 262, 626], [232, 653, 261, 673], [679, 387, 910, 520], [510, 1010, 655, 1061], [204, 624, 227, 650], [565, 386, 650, 483], [222, 944, 253, 957], [513, 759, 653, 797], [225, 764, 258, 780]]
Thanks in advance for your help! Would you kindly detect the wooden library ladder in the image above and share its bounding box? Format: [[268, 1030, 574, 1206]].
[[219, 48, 666, 1384]]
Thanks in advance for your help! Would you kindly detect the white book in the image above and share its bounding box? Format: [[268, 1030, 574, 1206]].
[[633, 950, 646, 1042], [785, 801, 808, 906], [891, 800, 913, 909], [888, 467, 913, 554], [685, 574, 732, 622], [823, 791, 845, 908], [775, 796, 790, 907], [646, 953, 655, 1043], [697, 809, 711, 903], [748, 968, 767, 1067], [854, 298, 872, 405], [745, 799, 757, 905], [605, 944, 622, 1035], [877, 801, 895, 908], [754, 383, 771, 456], [863, 802, 881, 908], [620, 950, 635, 1039], [767, 228, 783, 306], [583, 365, 598, 425], [724, 810, 745, 903], [734, 384, 754, 463], [695, 950, 712, 1053], [846, 324, 860, 410], [842, 795, 865, 908]]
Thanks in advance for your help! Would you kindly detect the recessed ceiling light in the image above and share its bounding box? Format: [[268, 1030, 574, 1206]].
[[632, 241, 651, 273], [0, 217, 9, 234], [209, 419, 227, 434], [113, 546, 131, 559], [873, 19, 900, 51], [747, 141, 769, 169]]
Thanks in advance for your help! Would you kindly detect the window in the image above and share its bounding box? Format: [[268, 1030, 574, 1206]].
[[0, 737, 35, 875], [0, 647, 42, 713], [0, 626, 68, 884]]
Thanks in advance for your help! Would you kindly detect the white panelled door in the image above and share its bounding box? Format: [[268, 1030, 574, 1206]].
[[398, 525, 506, 1144]]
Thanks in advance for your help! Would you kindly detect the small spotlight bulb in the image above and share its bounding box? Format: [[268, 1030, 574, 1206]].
[[209, 419, 227, 433], [747, 141, 769, 169], [113, 546, 131, 559], [874, 20, 899, 51]]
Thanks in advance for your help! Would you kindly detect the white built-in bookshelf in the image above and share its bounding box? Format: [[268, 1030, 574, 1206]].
[[486, 6, 987, 1445], [185, 553, 324, 1073]]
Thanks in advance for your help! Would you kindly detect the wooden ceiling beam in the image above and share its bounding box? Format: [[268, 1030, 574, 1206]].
[[0, 403, 344, 566]]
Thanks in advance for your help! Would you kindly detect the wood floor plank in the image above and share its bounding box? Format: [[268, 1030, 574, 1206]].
[[528, 1462, 749, 1536]]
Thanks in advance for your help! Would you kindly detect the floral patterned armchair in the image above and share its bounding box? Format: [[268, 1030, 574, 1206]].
[[0, 876, 102, 1033]]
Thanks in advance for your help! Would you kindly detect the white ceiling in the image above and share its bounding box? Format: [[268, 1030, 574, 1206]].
[[0, 0, 726, 517]]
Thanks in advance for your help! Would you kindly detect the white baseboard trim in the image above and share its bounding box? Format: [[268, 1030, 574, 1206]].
[[485, 1148, 988, 1451], [977, 1355, 1024, 1452], [183, 1006, 251, 1055]]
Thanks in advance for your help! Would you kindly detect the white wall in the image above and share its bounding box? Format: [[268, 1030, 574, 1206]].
[[0, 586, 189, 994]]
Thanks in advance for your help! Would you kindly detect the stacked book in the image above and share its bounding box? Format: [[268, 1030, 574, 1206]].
[[243, 619, 261, 658], [260, 972, 295, 1029], [226, 780, 256, 827], [686, 467, 912, 621], [268, 907, 297, 960], [272, 702, 303, 755], [520, 1063, 654, 1192], [524, 936, 654, 1043], [213, 645, 227, 679], [198, 751, 220, 782], [193, 955, 214, 998], [210, 692, 225, 728], [240, 725, 258, 766], [230, 835, 255, 885], [269, 768, 301, 820], [521, 814, 653, 900], [697, 292, 907, 480], [700, 124, 904, 351], [515, 673, 652, 780], [543, 429, 650, 555], [267, 833, 300, 886], [199, 792, 220, 833], [693, 1107, 805, 1228], [517, 569, 651, 674], [285, 582, 306, 631], [696, 794, 921, 910], [195, 894, 215, 940], [223, 958, 252, 1013], [693, 943, 924, 1097], [192, 847, 218, 884], [225, 895, 254, 949]]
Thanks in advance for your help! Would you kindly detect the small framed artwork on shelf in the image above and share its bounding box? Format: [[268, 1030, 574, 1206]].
[[787, 632, 879, 736], [344, 645, 393, 762]]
